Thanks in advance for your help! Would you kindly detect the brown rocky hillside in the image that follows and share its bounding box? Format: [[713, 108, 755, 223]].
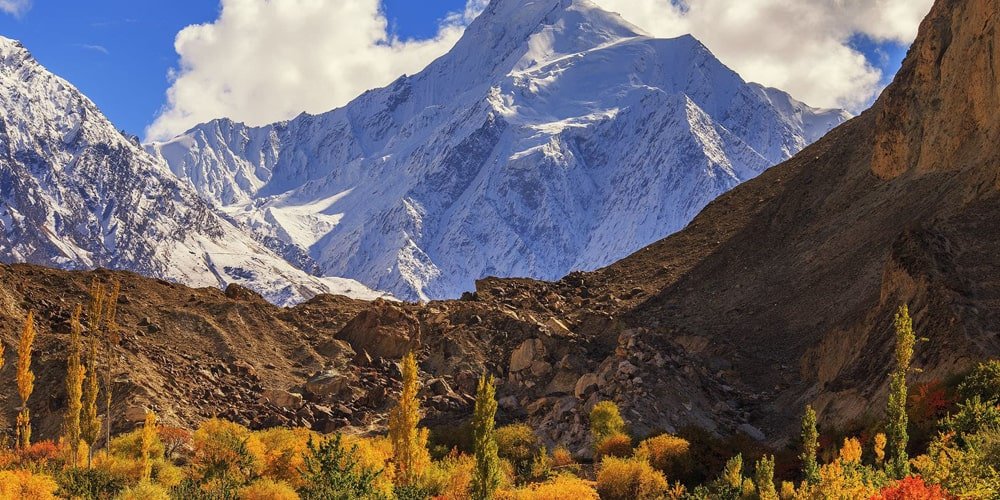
[[0, 0, 997, 455]]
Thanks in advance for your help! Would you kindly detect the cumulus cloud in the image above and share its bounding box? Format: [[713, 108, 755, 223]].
[[148, 0, 933, 141], [0, 0, 31, 17], [146, 0, 487, 141], [595, 0, 933, 110]]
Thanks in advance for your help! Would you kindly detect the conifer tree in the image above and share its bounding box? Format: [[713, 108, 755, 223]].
[[16, 311, 37, 449], [64, 305, 85, 467], [387, 352, 430, 486], [140, 410, 157, 481], [81, 280, 105, 467], [887, 304, 916, 478], [755, 455, 777, 500], [800, 405, 820, 485], [471, 373, 502, 500]]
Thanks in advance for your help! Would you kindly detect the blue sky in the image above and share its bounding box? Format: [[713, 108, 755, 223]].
[[0, 1, 912, 137]]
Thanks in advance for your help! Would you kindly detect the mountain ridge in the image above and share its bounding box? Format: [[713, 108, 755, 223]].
[[148, 0, 849, 301]]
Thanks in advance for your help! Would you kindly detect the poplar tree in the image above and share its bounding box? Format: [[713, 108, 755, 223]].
[[16, 311, 37, 449], [388, 352, 430, 486], [140, 410, 157, 482], [800, 405, 820, 485], [81, 280, 106, 466], [887, 304, 916, 478], [102, 282, 121, 450], [64, 305, 85, 467], [471, 374, 502, 500], [755, 455, 777, 500]]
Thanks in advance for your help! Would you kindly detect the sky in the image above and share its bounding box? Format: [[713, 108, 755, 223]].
[[0, 0, 929, 142]]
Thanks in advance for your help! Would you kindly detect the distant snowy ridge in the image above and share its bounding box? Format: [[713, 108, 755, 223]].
[[148, 0, 850, 301], [0, 36, 386, 305]]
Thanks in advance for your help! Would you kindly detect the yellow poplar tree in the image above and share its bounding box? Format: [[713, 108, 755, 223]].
[[388, 352, 430, 486], [102, 282, 121, 449], [81, 280, 106, 467], [64, 305, 86, 467], [16, 311, 37, 449], [140, 410, 158, 481]]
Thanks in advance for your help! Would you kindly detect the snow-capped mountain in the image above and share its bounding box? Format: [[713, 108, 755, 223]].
[[148, 0, 849, 301], [0, 36, 384, 305], [147, 0, 848, 299]]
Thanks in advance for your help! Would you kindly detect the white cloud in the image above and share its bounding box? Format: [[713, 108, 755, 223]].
[[594, 0, 933, 110], [148, 0, 933, 141], [146, 0, 486, 141], [0, 0, 31, 17]]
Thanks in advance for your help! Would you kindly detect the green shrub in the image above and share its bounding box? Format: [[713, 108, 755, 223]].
[[298, 434, 384, 500], [495, 424, 541, 482], [56, 467, 125, 499], [959, 360, 1000, 403], [590, 401, 626, 444]]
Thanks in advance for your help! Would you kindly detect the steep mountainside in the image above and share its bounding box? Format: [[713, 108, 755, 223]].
[[2, 0, 991, 454], [0, 37, 383, 305], [148, 0, 848, 301]]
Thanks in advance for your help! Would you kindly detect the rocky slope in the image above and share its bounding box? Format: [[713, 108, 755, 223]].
[[147, 0, 848, 301], [1, 0, 994, 456], [0, 37, 383, 305]]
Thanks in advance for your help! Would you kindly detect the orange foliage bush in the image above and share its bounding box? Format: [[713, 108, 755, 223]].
[[595, 433, 632, 461], [596, 457, 669, 500], [191, 419, 265, 485], [870, 476, 954, 500]]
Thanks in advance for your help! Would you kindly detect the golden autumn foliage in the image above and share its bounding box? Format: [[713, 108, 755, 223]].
[[256, 427, 318, 488], [596, 456, 670, 500], [388, 352, 431, 486], [499, 474, 599, 500], [63, 305, 85, 468], [594, 432, 632, 461], [16, 311, 37, 449], [0, 469, 58, 499], [237, 478, 300, 500], [635, 434, 690, 476], [191, 418, 266, 486]]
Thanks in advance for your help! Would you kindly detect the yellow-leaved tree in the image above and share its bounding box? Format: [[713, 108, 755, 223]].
[[388, 352, 430, 486], [82, 279, 110, 467], [64, 305, 86, 467], [16, 310, 37, 449], [140, 410, 158, 482]]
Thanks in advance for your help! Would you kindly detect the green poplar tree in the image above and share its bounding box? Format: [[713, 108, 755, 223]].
[[887, 304, 916, 478], [471, 374, 502, 500]]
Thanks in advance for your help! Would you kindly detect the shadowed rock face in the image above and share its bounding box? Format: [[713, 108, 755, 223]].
[[0, 0, 997, 451]]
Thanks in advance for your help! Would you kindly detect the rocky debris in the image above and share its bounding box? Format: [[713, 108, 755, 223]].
[[259, 389, 303, 409], [303, 369, 352, 400]]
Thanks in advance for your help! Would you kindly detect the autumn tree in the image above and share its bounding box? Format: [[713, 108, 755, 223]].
[[800, 405, 820, 485], [755, 455, 777, 500], [887, 304, 915, 478], [387, 352, 430, 486], [590, 401, 626, 444], [64, 305, 86, 467], [81, 280, 106, 466], [471, 373, 502, 500], [140, 410, 157, 482], [16, 311, 37, 449], [102, 282, 120, 449]]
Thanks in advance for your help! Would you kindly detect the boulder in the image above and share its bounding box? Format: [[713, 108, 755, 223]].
[[510, 339, 546, 372], [336, 300, 420, 359], [260, 389, 304, 409], [304, 369, 351, 400], [574, 373, 600, 399]]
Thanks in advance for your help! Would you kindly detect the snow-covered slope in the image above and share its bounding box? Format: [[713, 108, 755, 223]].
[[0, 37, 385, 305], [149, 0, 850, 301]]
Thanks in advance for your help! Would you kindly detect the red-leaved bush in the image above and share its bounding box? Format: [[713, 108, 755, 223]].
[[871, 476, 954, 500]]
